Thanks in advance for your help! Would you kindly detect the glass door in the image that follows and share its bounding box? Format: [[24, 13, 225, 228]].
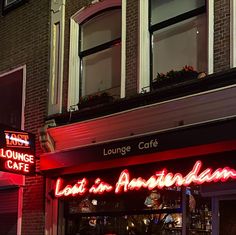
[[219, 199, 236, 235]]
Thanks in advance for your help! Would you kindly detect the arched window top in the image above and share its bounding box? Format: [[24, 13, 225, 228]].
[[81, 8, 121, 51], [73, 0, 121, 24]]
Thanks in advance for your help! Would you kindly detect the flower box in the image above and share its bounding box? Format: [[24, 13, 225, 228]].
[[152, 66, 199, 89], [77, 92, 114, 110]]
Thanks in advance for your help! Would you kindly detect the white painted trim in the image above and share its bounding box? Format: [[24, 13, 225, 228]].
[[48, 0, 66, 115], [67, 19, 80, 110], [74, 0, 121, 24], [207, 0, 214, 74], [120, 0, 126, 98], [230, 0, 236, 68], [138, 0, 150, 93], [139, 1, 213, 90]]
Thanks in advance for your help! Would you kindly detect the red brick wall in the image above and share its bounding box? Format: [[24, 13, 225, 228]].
[[0, 1, 50, 235], [214, 0, 230, 72]]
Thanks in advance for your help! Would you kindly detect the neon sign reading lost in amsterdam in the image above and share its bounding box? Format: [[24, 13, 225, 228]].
[[55, 160, 236, 198]]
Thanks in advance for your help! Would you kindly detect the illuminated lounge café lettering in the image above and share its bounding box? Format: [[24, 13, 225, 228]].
[[55, 160, 236, 198], [0, 148, 34, 173], [0, 125, 36, 175]]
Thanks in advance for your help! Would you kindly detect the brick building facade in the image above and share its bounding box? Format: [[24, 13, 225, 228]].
[[0, 1, 49, 234], [1, 0, 236, 235]]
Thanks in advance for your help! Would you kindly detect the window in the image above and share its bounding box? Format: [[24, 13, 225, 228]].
[[149, 0, 207, 84], [48, 0, 65, 115], [79, 8, 121, 98], [2, 0, 27, 14], [68, 0, 124, 110], [0, 68, 25, 129], [4, 0, 19, 6]]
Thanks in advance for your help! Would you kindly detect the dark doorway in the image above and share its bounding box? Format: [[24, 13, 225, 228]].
[[219, 199, 236, 235]]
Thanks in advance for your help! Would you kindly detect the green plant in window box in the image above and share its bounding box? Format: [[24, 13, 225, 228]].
[[77, 92, 114, 110], [152, 65, 200, 89]]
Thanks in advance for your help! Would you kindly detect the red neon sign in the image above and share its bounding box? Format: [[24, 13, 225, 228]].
[[55, 160, 236, 198], [0, 148, 35, 173], [4, 130, 30, 149]]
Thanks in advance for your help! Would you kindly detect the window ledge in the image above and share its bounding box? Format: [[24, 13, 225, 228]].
[[47, 68, 236, 126]]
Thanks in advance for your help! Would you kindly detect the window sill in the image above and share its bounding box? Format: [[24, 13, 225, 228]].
[[47, 68, 236, 126]]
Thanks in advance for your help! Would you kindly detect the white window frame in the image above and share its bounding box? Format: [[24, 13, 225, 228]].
[[67, 0, 126, 111], [48, 0, 66, 115], [138, 0, 214, 93]]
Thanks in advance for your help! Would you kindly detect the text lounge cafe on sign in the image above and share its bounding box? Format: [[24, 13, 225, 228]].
[[0, 124, 36, 175]]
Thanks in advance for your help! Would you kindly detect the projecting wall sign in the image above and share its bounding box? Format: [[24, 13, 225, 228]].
[[0, 124, 36, 175]]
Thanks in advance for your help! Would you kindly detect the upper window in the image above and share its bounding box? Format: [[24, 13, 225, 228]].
[[4, 0, 18, 6], [150, 0, 207, 83], [2, 0, 27, 14], [0, 68, 24, 129], [79, 8, 121, 98]]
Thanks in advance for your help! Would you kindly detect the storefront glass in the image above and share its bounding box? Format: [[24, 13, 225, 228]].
[[60, 185, 212, 235], [219, 199, 236, 235]]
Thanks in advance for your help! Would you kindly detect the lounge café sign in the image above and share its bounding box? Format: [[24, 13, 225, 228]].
[[55, 160, 236, 198], [0, 125, 36, 175]]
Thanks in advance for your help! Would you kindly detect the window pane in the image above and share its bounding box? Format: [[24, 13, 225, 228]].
[[81, 45, 121, 97], [151, 0, 205, 25], [81, 9, 121, 51], [4, 0, 18, 7], [62, 185, 212, 235], [152, 15, 207, 80]]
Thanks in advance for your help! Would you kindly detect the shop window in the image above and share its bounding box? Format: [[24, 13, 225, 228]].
[[79, 8, 121, 98], [60, 185, 212, 235], [149, 0, 208, 89]]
